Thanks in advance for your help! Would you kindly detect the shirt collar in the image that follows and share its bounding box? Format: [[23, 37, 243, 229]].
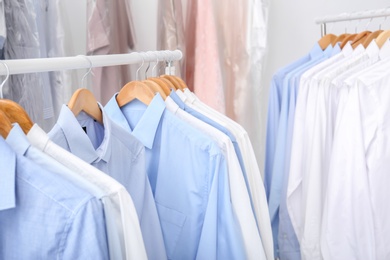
[[332, 42, 342, 56], [6, 123, 31, 156], [342, 41, 354, 56], [380, 39, 390, 60], [323, 44, 334, 57], [182, 89, 197, 103], [0, 137, 16, 211], [56, 104, 111, 164], [365, 40, 380, 59], [176, 89, 189, 103], [310, 42, 326, 59], [165, 96, 180, 114], [169, 91, 186, 109], [27, 124, 50, 152], [105, 93, 165, 149]]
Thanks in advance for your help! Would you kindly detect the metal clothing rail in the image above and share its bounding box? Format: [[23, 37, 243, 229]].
[[315, 8, 390, 37], [0, 50, 183, 76]]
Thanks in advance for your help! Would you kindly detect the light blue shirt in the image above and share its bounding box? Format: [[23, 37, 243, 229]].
[[168, 91, 255, 210], [275, 44, 337, 260], [264, 43, 323, 198], [105, 93, 246, 260], [48, 104, 166, 260], [0, 136, 109, 259], [266, 43, 327, 259]]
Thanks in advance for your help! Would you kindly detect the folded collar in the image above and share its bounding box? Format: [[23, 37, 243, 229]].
[[6, 123, 31, 156], [105, 93, 165, 149], [56, 104, 111, 164]]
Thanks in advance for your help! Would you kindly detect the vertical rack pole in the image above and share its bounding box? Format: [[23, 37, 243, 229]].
[[321, 23, 327, 37]]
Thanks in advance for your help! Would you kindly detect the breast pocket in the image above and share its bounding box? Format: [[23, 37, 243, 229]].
[[156, 203, 186, 259]]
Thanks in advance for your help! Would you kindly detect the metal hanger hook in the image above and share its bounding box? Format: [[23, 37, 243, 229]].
[[364, 13, 374, 30], [77, 55, 94, 89], [0, 61, 9, 99], [136, 52, 145, 81], [152, 52, 160, 77], [144, 52, 153, 79]]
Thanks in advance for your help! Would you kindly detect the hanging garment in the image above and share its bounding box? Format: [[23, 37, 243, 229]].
[[105, 93, 246, 259], [48, 104, 166, 260], [320, 42, 389, 260], [0, 0, 5, 58], [265, 42, 334, 259], [0, 136, 109, 259], [175, 88, 274, 260], [27, 123, 147, 260], [157, 0, 186, 78], [185, 0, 225, 113], [87, 0, 135, 105], [165, 96, 266, 259], [3, 0, 45, 128], [3, 0, 65, 131]]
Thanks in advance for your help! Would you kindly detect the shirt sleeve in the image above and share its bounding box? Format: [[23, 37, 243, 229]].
[[196, 153, 246, 259], [61, 197, 110, 260]]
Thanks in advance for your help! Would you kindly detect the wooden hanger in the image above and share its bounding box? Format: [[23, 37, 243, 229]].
[[0, 109, 12, 138], [174, 76, 188, 90], [363, 30, 383, 48], [116, 81, 155, 107], [147, 78, 171, 95], [351, 30, 371, 49], [159, 77, 176, 92], [332, 33, 350, 46], [68, 88, 103, 124], [160, 75, 180, 90], [160, 75, 187, 90], [340, 33, 357, 49], [318, 34, 337, 50], [0, 99, 33, 134], [376, 30, 390, 48], [143, 80, 167, 99]]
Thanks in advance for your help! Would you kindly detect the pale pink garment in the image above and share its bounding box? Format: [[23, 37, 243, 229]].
[[186, 0, 225, 114], [87, 0, 135, 105], [157, 0, 186, 79]]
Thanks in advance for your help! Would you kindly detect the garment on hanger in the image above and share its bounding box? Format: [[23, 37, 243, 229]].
[[185, 0, 225, 114], [87, 0, 135, 105], [157, 0, 186, 79], [175, 88, 274, 260], [0, 135, 109, 259], [266, 19, 390, 258], [165, 95, 266, 259], [2, 0, 64, 131], [27, 123, 147, 260], [105, 92, 246, 259], [48, 103, 166, 260]]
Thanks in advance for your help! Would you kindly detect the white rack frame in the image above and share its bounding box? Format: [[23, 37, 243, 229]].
[[0, 50, 183, 76], [315, 8, 390, 37]]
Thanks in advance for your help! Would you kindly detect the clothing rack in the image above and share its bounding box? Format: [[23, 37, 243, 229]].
[[315, 8, 390, 37], [0, 50, 183, 76]]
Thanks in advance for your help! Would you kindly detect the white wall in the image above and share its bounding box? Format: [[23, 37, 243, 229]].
[[258, 0, 390, 171]]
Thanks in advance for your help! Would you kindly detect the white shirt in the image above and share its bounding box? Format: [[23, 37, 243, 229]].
[[322, 59, 390, 260], [27, 124, 147, 260], [176, 89, 274, 260], [287, 42, 354, 243], [299, 44, 374, 260], [165, 96, 266, 259]]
